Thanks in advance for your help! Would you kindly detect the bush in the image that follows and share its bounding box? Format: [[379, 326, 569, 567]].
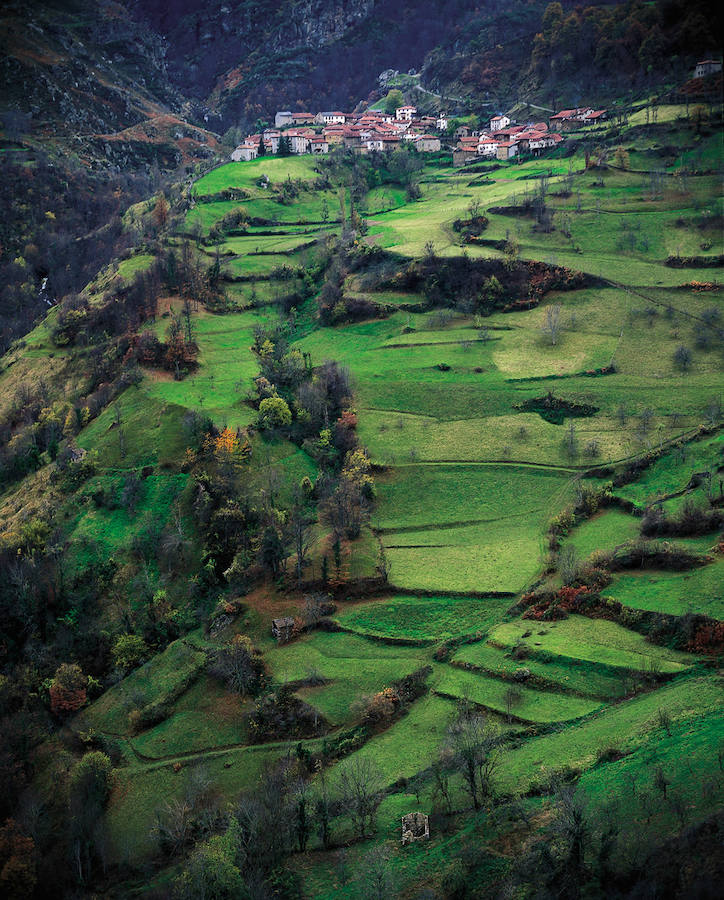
[[258, 396, 292, 429], [111, 634, 149, 671]]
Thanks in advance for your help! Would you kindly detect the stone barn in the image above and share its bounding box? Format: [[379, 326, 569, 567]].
[[271, 617, 295, 643], [401, 811, 430, 845]]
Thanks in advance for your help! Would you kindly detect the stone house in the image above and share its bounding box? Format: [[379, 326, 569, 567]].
[[414, 134, 441, 152], [436, 113, 448, 131], [401, 812, 429, 844], [231, 142, 259, 162], [272, 617, 295, 643], [308, 136, 329, 154], [496, 140, 519, 160], [274, 111, 293, 127]]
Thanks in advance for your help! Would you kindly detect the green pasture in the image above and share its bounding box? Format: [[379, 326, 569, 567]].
[[498, 675, 721, 792], [383, 517, 549, 594], [615, 432, 723, 506], [77, 386, 188, 469], [79, 639, 206, 736], [328, 693, 457, 785], [192, 158, 321, 196], [431, 663, 604, 723], [451, 641, 625, 699], [334, 594, 512, 642], [489, 616, 697, 673], [144, 309, 264, 428], [267, 631, 428, 726], [67, 473, 190, 570], [130, 676, 251, 758], [605, 557, 724, 619], [372, 464, 570, 531], [564, 509, 642, 559]]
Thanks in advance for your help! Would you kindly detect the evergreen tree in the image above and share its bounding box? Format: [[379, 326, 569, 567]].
[[258, 135, 266, 156]]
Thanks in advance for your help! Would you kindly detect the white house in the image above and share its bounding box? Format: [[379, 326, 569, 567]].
[[317, 111, 346, 124], [395, 105, 417, 121], [286, 130, 313, 154], [477, 137, 499, 157], [231, 142, 259, 162], [262, 130, 281, 153], [274, 111, 293, 127], [490, 114, 510, 132], [694, 59, 722, 79], [436, 114, 448, 131]]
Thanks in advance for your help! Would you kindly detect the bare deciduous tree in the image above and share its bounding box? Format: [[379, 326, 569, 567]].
[[446, 713, 502, 810], [541, 303, 563, 346]]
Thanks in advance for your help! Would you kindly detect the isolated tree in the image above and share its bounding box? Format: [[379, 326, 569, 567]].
[[258, 396, 292, 429], [111, 634, 148, 671], [337, 757, 383, 838], [447, 714, 502, 810], [541, 303, 563, 346], [673, 344, 692, 372], [257, 135, 266, 156], [562, 421, 578, 459], [210, 635, 263, 696], [49, 663, 87, 716], [152, 194, 169, 230], [68, 752, 113, 883], [504, 686, 523, 723]]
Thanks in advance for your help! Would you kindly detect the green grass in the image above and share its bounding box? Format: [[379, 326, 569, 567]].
[[565, 510, 642, 559], [77, 386, 188, 468], [605, 558, 724, 619], [79, 639, 206, 736], [267, 631, 428, 726], [67, 473, 190, 571], [498, 675, 721, 792], [489, 616, 697, 673], [329, 693, 457, 785], [431, 663, 604, 722], [193, 157, 320, 195], [451, 641, 625, 699], [615, 432, 724, 506], [335, 594, 512, 642], [130, 676, 251, 758], [373, 464, 571, 531]]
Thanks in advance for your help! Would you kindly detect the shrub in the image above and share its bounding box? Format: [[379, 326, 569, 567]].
[[258, 396, 292, 429], [111, 634, 149, 671]]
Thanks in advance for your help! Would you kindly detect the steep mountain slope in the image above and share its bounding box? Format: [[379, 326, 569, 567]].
[[0, 0, 218, 167]]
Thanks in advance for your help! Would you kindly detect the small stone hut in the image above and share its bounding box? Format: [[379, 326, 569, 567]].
[[401, 811, 429, 845], [271, 617, 295, 643]]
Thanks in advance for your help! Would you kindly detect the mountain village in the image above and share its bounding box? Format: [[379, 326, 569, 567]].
[[230, 102, 612, 166]]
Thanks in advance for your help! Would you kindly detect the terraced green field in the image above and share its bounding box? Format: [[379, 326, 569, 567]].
[[44, 125, 721, 891], [489, 616, 696, 673]]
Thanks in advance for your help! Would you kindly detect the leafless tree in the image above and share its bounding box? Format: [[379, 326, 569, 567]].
[[446, 713, 502, 810], [337, 757, 383, 838], [540, 303, 563, 346]]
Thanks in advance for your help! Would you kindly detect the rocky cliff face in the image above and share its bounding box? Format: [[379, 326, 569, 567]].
[[129, 0, 481, 128], [0, 0, 217, 168]]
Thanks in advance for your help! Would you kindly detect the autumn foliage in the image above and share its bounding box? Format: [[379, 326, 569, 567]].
[[49, 663, 87, 715]]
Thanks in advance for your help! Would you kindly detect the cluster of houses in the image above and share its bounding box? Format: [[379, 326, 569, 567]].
[[452, 115, 564, 165], [231, 104, 446, 161], [229, 101, 614, 166]]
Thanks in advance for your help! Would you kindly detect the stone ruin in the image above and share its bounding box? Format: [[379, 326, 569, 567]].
[[401, 811, 429, 845]]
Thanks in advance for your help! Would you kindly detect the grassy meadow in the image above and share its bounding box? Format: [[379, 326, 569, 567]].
[[7, 117, 718, 895]]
